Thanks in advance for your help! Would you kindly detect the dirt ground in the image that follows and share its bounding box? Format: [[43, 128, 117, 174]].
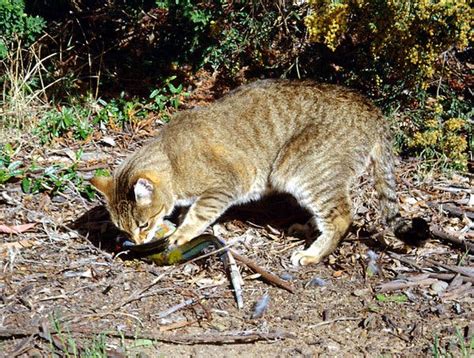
[[1, 126, 473, 357]]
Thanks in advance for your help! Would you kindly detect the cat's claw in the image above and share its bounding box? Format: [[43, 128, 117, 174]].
[[167, 234, 192, 249], [291, 249, 323, 267]]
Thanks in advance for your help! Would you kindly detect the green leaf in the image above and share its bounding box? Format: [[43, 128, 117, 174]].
[[375, 293, 408, 303], [21, 177, 31, 193]]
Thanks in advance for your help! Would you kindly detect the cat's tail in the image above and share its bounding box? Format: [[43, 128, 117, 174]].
[[371, 140, 430, 245]]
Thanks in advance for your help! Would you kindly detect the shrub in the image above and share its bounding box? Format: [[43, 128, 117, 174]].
[[305, 0, 472, 92], [0, 0, 45, 58]]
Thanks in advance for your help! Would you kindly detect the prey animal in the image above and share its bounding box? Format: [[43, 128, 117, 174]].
[[91, 80, 426, 266]]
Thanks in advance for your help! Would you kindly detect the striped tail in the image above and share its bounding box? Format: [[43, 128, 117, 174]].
[[371, 140, 429, 245]]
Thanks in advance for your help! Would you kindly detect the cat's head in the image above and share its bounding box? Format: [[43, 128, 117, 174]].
[[90, 171, 173, 244]]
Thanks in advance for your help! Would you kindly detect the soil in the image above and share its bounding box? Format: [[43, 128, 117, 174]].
[[1, 97, 473, 357]]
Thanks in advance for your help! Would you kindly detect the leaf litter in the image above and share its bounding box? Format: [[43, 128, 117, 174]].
[[0, 132, 472, 357]]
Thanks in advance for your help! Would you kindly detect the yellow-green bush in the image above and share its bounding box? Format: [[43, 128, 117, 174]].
[[305, 0, 472, 89], [406, 96, 471, 170]]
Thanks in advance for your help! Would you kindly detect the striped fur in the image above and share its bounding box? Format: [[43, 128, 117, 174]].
[[91, 80, 425, 266]]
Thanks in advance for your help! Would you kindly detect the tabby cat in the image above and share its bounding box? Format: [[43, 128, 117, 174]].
[[91, 80, 427, 266]]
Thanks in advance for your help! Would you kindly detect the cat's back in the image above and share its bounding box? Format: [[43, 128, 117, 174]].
[[171, 80, 383, 129], [162, 80, 386, 152]]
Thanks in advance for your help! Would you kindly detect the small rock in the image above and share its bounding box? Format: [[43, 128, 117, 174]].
[[100, 136, 116, 147], [307, 277, 327, 288], [51, 195, 67, 203], [353, 288, 371, 297], [431, 280, 449, 294], [26, 349, 43, 358], [453, 302, 463, 314], [431, 304, 445, 315], [280, 272, 294, 281]]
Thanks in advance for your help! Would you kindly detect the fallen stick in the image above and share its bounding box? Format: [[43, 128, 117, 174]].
[[229, 249, 296, 294], [430, 225, 474, 254], [0, 327, 295, 345], [80, 328, 296, 345], [376, 278, 438, 292], [433, 185, 472, 194], [428, 202, 474, 220], [223, 250, 244, 309], [157, 298, 195, 319], [427, 273, 474, 284], [388, 252, 425, 271], [389, 252, 474, 279], [424, 257, 474, 278], [441, 282, 473, 300]]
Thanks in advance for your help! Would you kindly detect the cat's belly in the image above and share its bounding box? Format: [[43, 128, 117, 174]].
[[234, 179, 272, 205]]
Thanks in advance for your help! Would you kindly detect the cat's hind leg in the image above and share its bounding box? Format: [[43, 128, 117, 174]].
[[291, 192, 352, 266]]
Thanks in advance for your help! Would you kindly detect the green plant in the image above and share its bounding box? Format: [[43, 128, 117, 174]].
[[50, 313, 108, 357], [1, 40, 59, 129], [305, 0, 472, 92], [432, 327, 474, 358], [21, 162, 95, 200], [95, 94, 148, 129], [35, 106, 93, 144], [149, 76, 187, 119], [397, 86, 473, 171], [0, 0, 45, 58], [0, 143, 23, 183], [375, 293, 408, 303], [204, 9, 277, 75], [156, 0, 216, 53]]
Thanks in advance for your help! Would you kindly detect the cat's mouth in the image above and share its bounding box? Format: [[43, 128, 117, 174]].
[[138, 220, 177, 245]]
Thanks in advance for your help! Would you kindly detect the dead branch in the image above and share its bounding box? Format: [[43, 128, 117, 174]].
[[389, 252, 474, 279], [424, 257, 474, 278], [427, 201, 474, 220], [230, 249, 296, 294], [0, 326, 295, 345], [376, 278, 438, 292], [430, 225, 474, 254], [427, 273, 474, 284]]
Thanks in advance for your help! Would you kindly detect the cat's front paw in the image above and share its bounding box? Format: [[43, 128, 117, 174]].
[[167, 233, 192, 248], [291, 249, 323, 267]]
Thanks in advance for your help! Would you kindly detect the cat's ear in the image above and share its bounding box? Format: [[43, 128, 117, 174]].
[[134, 178, 154, 206], [90, 176, 113, 200]]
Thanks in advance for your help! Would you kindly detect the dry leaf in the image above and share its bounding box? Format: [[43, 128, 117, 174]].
[[0, 223, 36, 234], [0, 239, 40, 253]]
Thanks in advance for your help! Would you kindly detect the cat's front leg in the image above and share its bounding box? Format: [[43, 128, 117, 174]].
[[168, 189, 235, 247]]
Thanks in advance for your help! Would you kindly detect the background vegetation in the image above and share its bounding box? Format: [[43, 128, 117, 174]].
[[0, 0, 472, 196]]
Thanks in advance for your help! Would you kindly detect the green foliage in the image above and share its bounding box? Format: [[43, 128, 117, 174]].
[[0, 143, 23, 184], [204, 9, 277, 75], [432, 327, 474, 358], [95, 95, 148, 129], [156, 0, 217, 54], [94, 168, 110, 178], [35, 106, 94, 144], [0, 0, 45, 58], [0, 143, 95, 199], [375, 293, 408, 303], [149, 76, 187, 120], [21, 162, 95, 200], [395, 86, 473, 171], [305, 0, 472, 92]]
